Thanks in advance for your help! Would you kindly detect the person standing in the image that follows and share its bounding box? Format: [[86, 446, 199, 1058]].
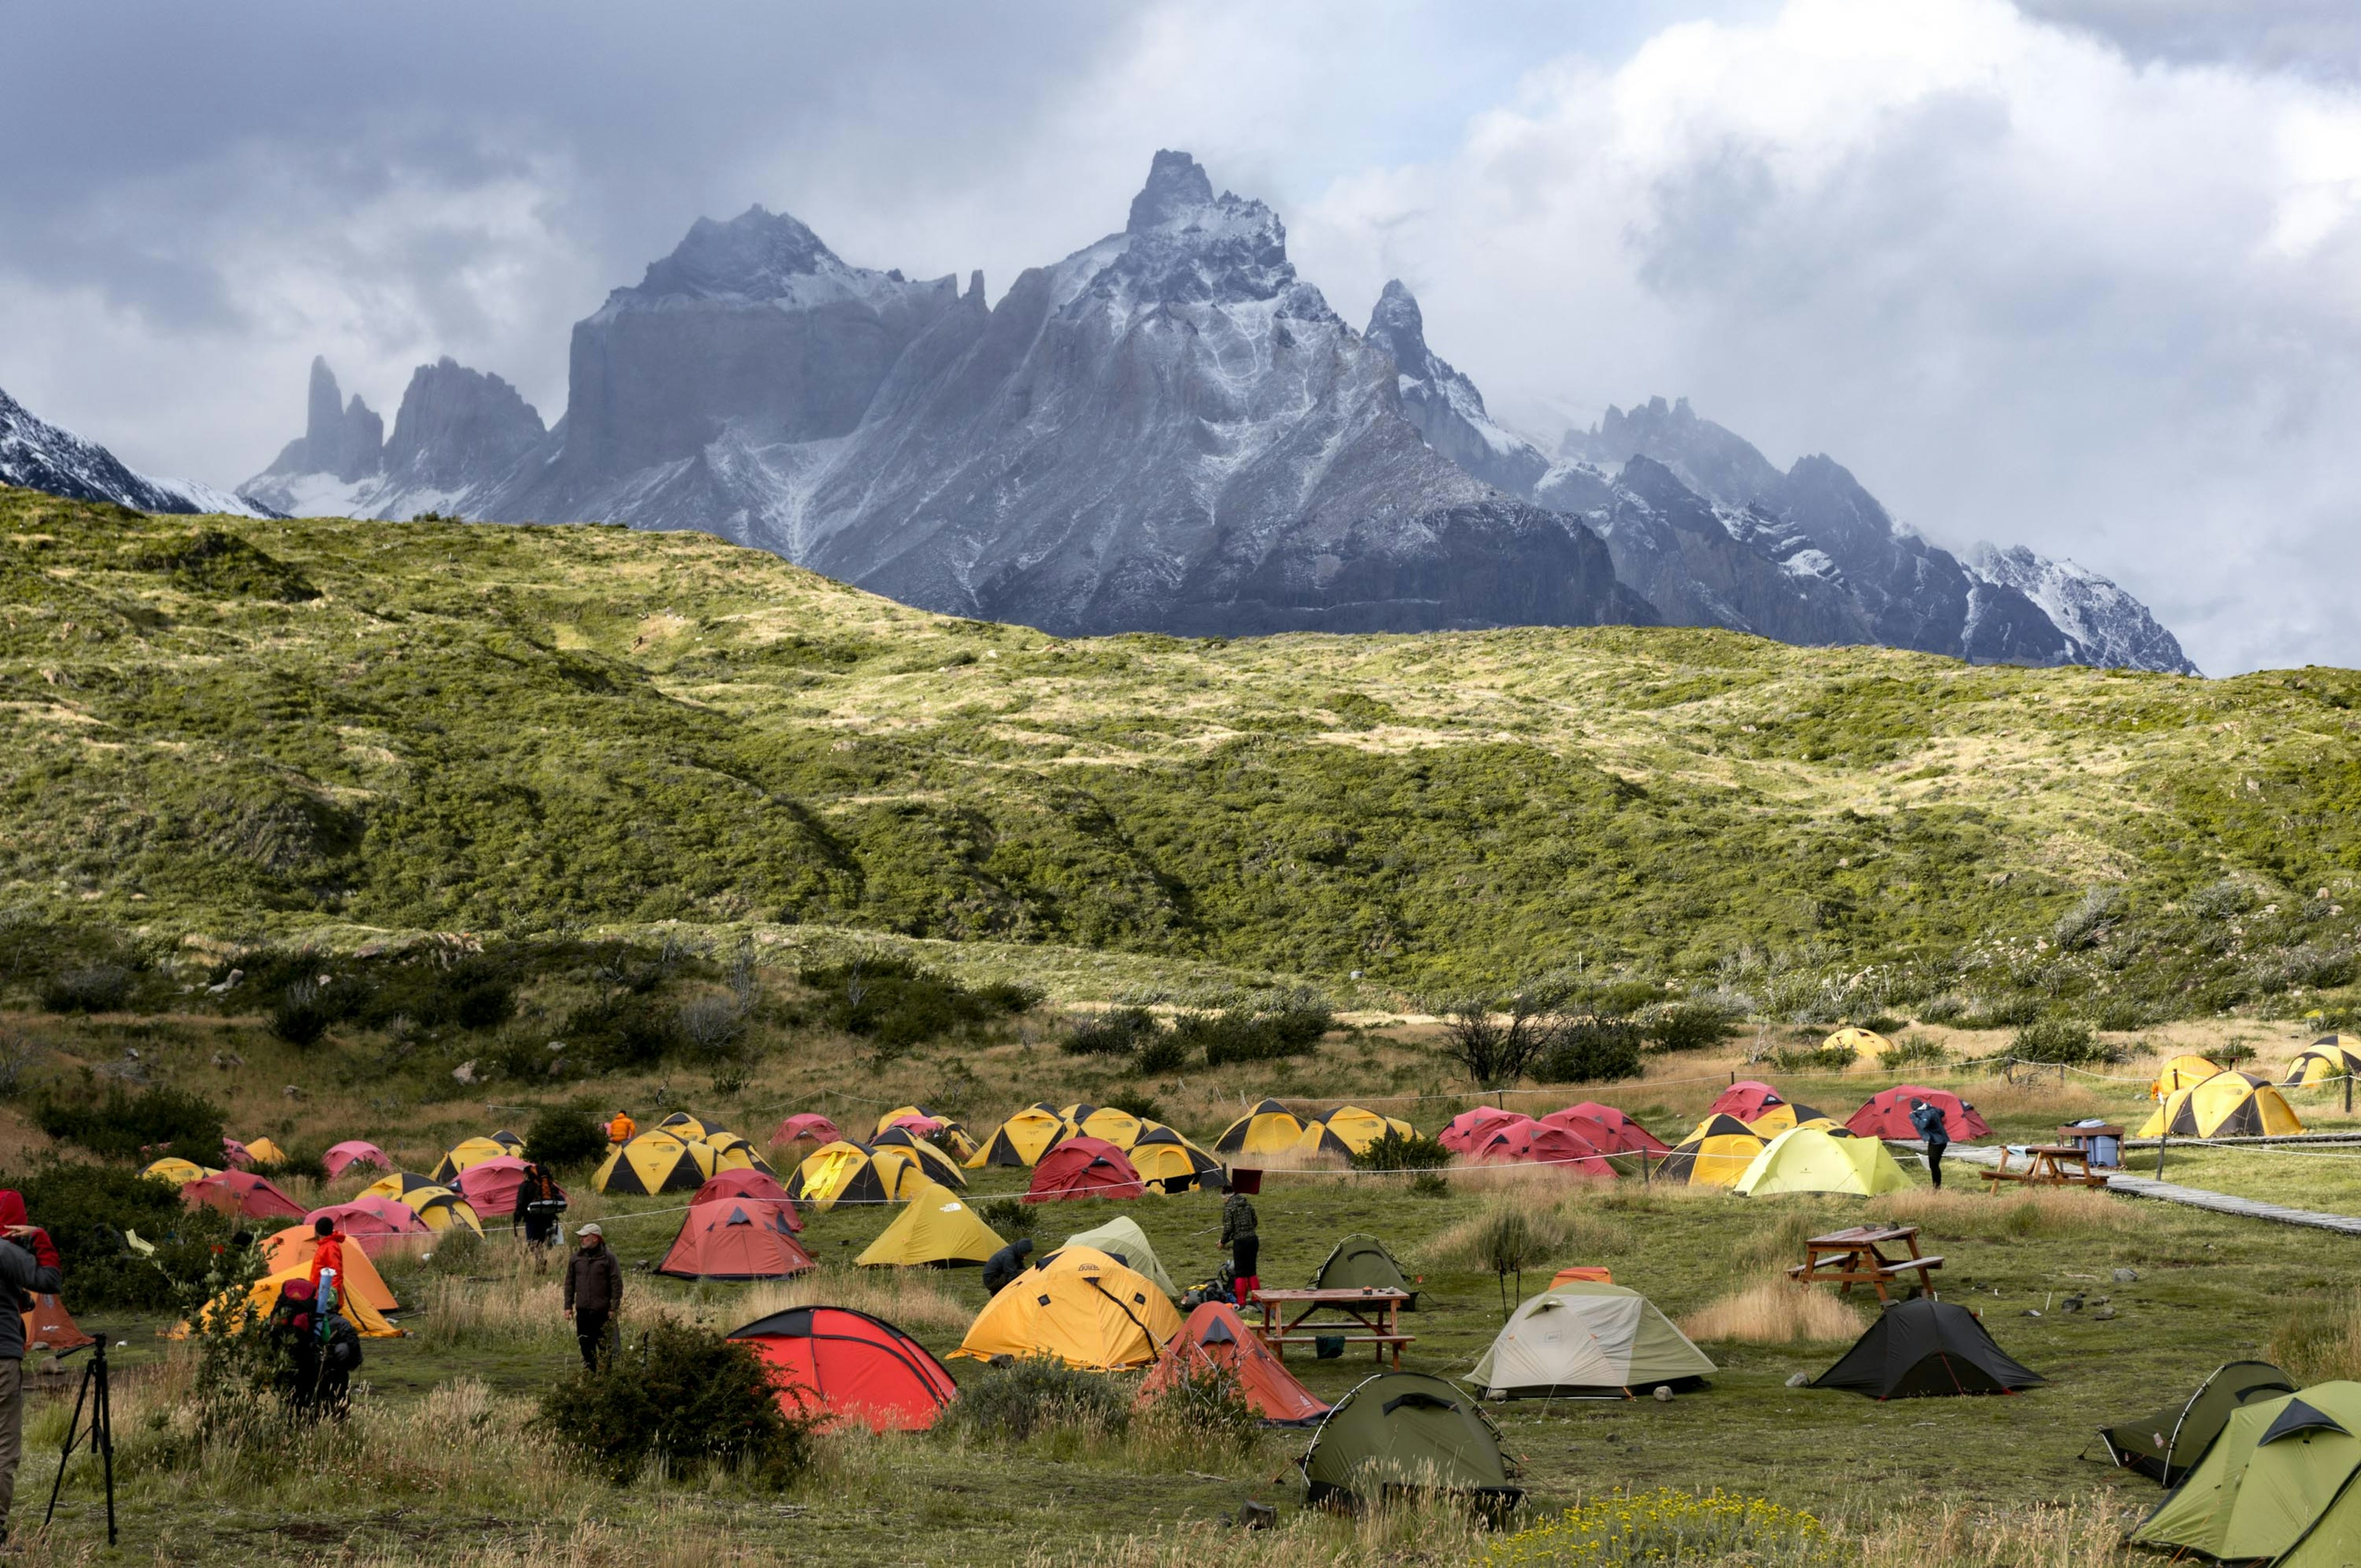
[[1908, 1098, 1952, 1189], [563, 1223, 623, 1370], [512, 1162, 568, 1269], [306, 1214, 346, 1307], [1220, 1185, 1260, 1304], [0, 1191, 62, 1548]]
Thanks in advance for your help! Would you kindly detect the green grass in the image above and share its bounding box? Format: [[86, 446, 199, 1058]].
[[9, 487, 2361, 1022]]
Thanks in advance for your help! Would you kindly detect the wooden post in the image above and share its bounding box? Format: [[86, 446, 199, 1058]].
[[2156, 1127, 2168, 1180]]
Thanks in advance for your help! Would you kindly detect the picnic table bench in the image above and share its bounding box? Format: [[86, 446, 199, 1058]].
[[1249, 1286, 1413, 1368], [1786, 1225, 1942, 1303], [1980, 1143, 2113, 1189]]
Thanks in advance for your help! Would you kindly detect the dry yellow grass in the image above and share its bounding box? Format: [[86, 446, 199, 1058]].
[[1679, 1277, 1870, 1344], [729, 1264, 973, 1335], [1867, 1184, 2130, 1235]]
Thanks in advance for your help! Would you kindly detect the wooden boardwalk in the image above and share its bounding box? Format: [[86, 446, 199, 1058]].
[[1937, 1143, 2361, 1237]]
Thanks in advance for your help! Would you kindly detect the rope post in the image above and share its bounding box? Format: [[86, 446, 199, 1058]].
[[2346, 1070, 2352, 1116], [2156, 1127, 2168, 1180]]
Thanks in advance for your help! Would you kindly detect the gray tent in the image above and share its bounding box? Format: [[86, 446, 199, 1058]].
[[1468, 1283, 1717, 1399], [1060, 1215, 1177, 1298], [1312, 1232, 1417, 1309]]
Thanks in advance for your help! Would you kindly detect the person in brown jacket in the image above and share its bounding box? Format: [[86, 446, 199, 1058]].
[[561, 1223, 623, 1370]]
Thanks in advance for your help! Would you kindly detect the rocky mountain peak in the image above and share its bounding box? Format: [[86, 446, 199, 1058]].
[[1097, 151, 1298, 312], [1126, 149, 1217, 234], [289, 358, 382, 484], [1364, 280, 1430, 371], [634, 204, 842, 302], [381, 358, 547, 489]]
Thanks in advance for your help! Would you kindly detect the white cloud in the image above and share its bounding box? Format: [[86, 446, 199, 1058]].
[[1293, 0, 2361, 673]]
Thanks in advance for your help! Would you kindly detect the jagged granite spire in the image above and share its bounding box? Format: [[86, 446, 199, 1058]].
[[1127, 149, 1216, 233]]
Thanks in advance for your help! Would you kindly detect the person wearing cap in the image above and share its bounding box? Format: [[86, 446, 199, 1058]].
[[0, 1191, 62, 1545], [563, 1223, 623, 1369]]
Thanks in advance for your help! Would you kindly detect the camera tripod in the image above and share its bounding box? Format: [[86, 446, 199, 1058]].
[[42, 1335, 116, 1546]]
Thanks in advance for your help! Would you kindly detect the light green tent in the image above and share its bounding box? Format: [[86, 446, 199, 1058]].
[[1466, 1283, 1717, 1399], [1313, 1233, 1417, 1308], [2132, 1381, 2361, 1562], [1301, 1371, 1521, 1508], [1734, 1126, 1912, 1198], [1060, 1215, 1177, 1298]]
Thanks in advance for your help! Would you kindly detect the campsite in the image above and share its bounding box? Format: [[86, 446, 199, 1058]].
[[8, 954, 2361, 1565]]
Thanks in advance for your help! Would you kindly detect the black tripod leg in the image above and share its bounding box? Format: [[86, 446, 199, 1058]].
[[42, 1358, 92, 1531], [96, 1345, 116, 1546]]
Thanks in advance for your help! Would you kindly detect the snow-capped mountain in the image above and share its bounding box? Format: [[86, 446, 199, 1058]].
[[238, 150, 2190, 669], [1, 382, 274, 518]]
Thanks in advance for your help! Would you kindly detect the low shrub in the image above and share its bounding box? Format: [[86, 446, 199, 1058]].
[[1917, 994, 1970, 1025], [40, 964, 133, 1014], [676, 994, 746, 1057], [525, 1104, 611, 1171], [560, 993, 684, 1071], [33, 1082, 224, 1162], [1880, 1033, 1952, 1069], [939, 1355, 1129, 1444], [1350, 1127, 1452, 1172], [1131, 1361, 1262, 1466], [4, 1160, 226, 1310], [1102, 1089, 1166, 1124], [2010, 1018, 2121, 1066], [1134, 1031, 1192, 1075], [1679, 1279, 1869, 1344], [269, 980, 333, 1046], [799, 955, 1026, 1054], [1535, 1020, 1644, 1083], [1766, 1043, 1856, 1073], [536, 1320, 817, 1484], [2269, 1291, 2361, 1385], [1641, 1000, 1735, 1054], [970, 1195, 1033, 1237], [1062, 1007, 1160, 1057], [1964, 996, 2045, 1029], [1178, 1001, 1334, 1067]]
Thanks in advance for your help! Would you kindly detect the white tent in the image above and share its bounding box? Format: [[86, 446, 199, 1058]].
[[1059, 1216, 1177, 1298], [1467, 1282, 1716, 1399]]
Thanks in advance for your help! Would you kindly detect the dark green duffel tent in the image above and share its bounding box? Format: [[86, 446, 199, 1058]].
[[1301, 1372, 1521, 1508], [1811, 1298, 2043, 1399], [2102, 1361, 2296, 1486], [1312, 1233, 1417, 1308]]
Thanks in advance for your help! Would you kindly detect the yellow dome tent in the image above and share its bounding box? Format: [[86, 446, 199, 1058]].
[[261, 1225, 401, 1312], [2284, 1038, 2361, 1089], [432, 1136, 524, 1184], [1733, 1125, 1912, 1197], [951, 1245, 1180, 1371], [1295, 1106, 1415, 1157], [855, 1181, 1006, 1268], [1653, 1115, 1767, 1187], [873, 1105, 980, 1162], [1128, 1126, 1225, 1194], [654, 1113, 722, 1141], [594, 1132, 719, 1195], [2154, 1055, 2225, 1098], [1059, 1105, 1147, 1149], [786, 1141, 936, 1210], [967, 1104, 1066, 1168], [870, 1129, 968, 1189], [358, 1173, 483, 1234], [140, 1157, 216, 1186], [184, 1264, 403, 1339], [1742, 1098, 1828, 1136], [239, 1137, 291, 1167], [1825, 1026, 1892, 1061], [703, 1133, 776, 1176], [1213, 1099, 1307, 1157], [2138, 1073, 2304, 1140]]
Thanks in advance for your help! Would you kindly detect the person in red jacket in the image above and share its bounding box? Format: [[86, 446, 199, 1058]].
[[306, 1215, 346, 1318], [0, 1189, 64, 1547]]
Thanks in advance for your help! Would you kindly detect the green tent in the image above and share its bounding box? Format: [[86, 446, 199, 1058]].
[[1301, 1371, 1521, 1508], [1312, 1233, 1417, 1309], [1060, 1215, 1177, 1298], [2101, 1361, 2295, 1486], [1466, 1283, 1717, 1399], [2132, 1381, 2361, 1562]]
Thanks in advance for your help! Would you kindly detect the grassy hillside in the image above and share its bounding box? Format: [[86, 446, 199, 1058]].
[[7, 484, 2361, 1020]]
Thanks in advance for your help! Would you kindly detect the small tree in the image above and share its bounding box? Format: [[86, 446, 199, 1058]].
[[1434, 983, 1573, 1089], [1476, 1205, 1550, 1317]]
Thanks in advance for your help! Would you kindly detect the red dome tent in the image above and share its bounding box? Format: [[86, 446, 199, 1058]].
[[770, 1114, 841, 1149], [1024, 1137, 1145, 1204], [692, 1168, 800, 1227], [1441, 1108, 1528, 1154], [1543, 1103, 1669, 1154], [1847, 1086, 1991, 1141], [658, 1202, 817, 1281], [453, 1156, 533, 1218], [304, 1201, 430, 1256], [323, 1140, 391, 1178], [182, 1170, 307, 1221], [1470, 1120, 1615, 1178], [1709, 1081, 1789, 1123], [1138, 1302, 1329, 1425], [729, 1306, 959, 1432]]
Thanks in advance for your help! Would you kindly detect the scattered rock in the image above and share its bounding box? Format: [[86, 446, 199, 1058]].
[[2023, 1309, 2042, 1317], [1240, 1502, 1276, 1531], [452, 1060, 478, 1085], [1653, 1385, 1672, 1402], [546, 1040, 566, 1052], [204, 968, 244, 996], [2092, 1305, 2117, 1320], [282, 1084, 304, 1100], [2060, 1295, 2084, 1314], [2113, 1267, 2139, 1283], [1786, 1372, 1811, 1388], [122, 1047, 140, 1061]]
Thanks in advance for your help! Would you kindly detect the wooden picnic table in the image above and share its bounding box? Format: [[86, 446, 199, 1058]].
[[1249, 1286, 1413, 1368], [1980, 1143, 2112, 1189], [1787, 1224, 1942, 1303]]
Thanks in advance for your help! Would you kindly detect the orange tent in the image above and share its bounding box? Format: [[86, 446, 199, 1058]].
[[260, 1225, 402, 1312], [658, 1202, 818, 1281], [22, 1293, 92, 1355], [1138, 1302, 1328, 1426]]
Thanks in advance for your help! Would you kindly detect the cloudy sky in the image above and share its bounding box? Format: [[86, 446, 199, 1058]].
[[4, 0, 2357, 674]]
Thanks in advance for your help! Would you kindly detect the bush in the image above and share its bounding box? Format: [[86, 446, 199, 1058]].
[[1178, 1001, 1334, 1068], [537, 1321, 817, 1485], [526, 1105, 611, 1171], [1641, 1000, 1734, 1054], [676, 995, 746, 1057], [1103, 1089, 1166, 1124], [1350, 1127, 1452, 1172], [4, 1160, 222, 1310], [1880, 1033, 1952, 1069], [799, 956, 1025, 1055], [971, 1195, 1033, 1237], [40, 965, 133, 1014], [1963, 995, 2044, 1029], [1917, 994, 1969, 1025], [1134, 1031, 1191, 1075], [269, 980, 333, 1046], [33, 1082, 224, 1162], [939, 1355, 1129, 1444], [2010, 1018, 2122, 1066], [1535, 1020, 1645, 1084], [560, 993, 684, 1071], [1133, 1360, 1262, 1463], [1062, 1007, 1160, 1057]]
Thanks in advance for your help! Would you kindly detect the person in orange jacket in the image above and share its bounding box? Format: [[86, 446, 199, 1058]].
[[607, 1111, 636, 1145]]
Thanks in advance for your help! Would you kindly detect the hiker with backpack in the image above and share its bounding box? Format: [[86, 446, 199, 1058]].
[[1220, 1185, 1260, 1304], [1909, 1098, 1951, 1189]]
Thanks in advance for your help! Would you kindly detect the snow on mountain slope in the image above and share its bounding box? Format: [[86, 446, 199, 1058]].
[[1969, 542, 2200, 675], [1, 383, 274, 518]]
